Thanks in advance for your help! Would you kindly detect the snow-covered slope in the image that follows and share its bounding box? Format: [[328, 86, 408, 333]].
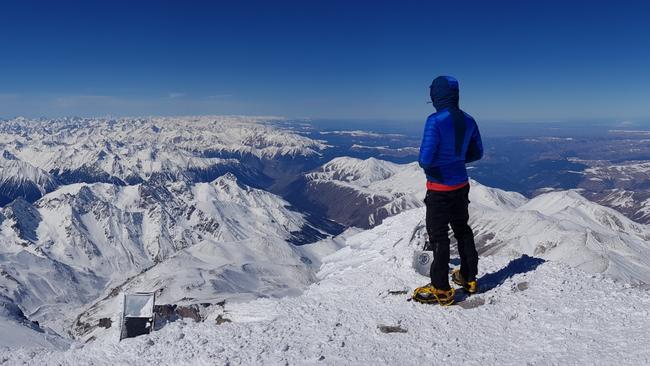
[[296, 156, 529, 228], [296, 156, 527, 228], [0, 295, 68, 350], [295, 157, 426, 228], [0, 116, 327, 190], [298, 157, 650, 284], [3, 209, 649, 365], [0, 151, 58, 205], [470, 189, 650, 284], [0, 174, 325, 340], [309, 157, 405, 186]]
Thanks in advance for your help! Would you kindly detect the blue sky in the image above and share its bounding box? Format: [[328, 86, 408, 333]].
[[1, 0, 649, 122]]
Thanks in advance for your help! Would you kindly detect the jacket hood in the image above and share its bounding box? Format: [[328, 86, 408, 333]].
[[430, 76, 459, 111]]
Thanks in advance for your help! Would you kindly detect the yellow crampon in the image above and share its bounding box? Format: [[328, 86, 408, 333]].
[[412, 285, 455, 306], [451, 269, 478, 294]]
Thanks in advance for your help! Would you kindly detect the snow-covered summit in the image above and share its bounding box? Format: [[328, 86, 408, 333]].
[[308, 156, 527, 209], [0, 151, 53, 186], [0, 151, 58, 204], [300, 157, 425, 227], [309, 157, 401, 186]]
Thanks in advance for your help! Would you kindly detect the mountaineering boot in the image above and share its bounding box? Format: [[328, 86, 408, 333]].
[[412, 284, 455, 306], [451, 269, 478, 294]]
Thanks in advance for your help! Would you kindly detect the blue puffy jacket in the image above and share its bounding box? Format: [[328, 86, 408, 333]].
[[418, 76, 483, 186]]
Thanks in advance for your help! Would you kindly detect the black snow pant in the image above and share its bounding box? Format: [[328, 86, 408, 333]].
[[424, 184, 478, 290]]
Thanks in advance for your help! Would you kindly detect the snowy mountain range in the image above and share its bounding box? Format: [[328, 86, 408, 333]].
[[0, 116, 329, 203], [0, 172, 327, 343], [295, 156, 650, 284], [0, 117, 649, 364]]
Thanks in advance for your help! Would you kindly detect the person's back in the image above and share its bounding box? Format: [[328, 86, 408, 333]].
[[418, 76, 482, 188], [412, 76, 484, 306]]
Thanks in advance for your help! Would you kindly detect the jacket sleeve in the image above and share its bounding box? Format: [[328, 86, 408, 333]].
[[418, 116, 440, 170], [465, 123, 484, 163]]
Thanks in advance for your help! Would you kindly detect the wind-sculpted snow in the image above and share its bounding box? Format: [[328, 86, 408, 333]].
[[0, 116, 327, 191], [0, 173, 324, 340], [3, 209, 649, 365]]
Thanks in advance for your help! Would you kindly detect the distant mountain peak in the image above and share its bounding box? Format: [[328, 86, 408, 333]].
[[217, 172, 238, 182], [0, 116, 328, 188], [311, 156, 401, 185]]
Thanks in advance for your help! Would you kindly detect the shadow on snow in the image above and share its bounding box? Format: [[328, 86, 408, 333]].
[[478, 254, 546, 293], [449, 254, 545, 305]]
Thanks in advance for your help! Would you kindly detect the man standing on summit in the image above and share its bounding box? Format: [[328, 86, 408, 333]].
[[413, 76, 483, 306]]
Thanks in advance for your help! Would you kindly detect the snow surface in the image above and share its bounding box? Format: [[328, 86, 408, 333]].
[[0, 318, 66, 350], [2, 208, 649, 365]]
